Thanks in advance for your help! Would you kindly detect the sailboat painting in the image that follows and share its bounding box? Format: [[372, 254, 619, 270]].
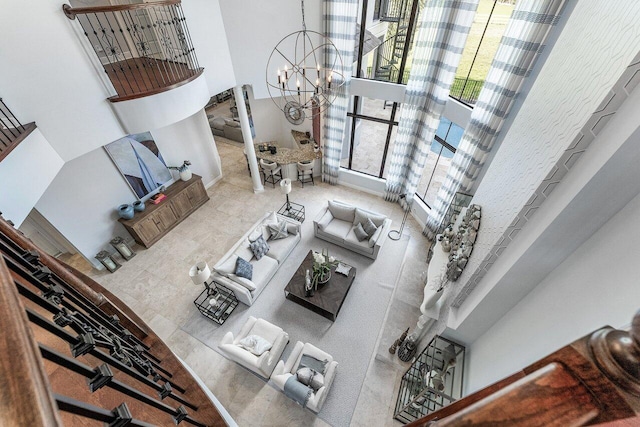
[[105, 132, 172, 199]]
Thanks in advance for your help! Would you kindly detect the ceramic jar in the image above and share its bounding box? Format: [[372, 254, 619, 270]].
[[118, 204, 134, 220]]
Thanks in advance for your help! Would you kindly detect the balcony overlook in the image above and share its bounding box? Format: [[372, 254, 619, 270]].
[[63, 0, 203, 102]]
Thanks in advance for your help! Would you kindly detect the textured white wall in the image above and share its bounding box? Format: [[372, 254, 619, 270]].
[[456, 1, 640, 303], [465, 191, 640, 393]]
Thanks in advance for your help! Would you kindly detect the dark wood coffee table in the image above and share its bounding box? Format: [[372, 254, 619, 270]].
[[284, 250, 356, 321]]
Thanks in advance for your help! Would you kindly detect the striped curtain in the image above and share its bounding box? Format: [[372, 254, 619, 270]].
[[424, 0, 565, 238], [384, 0, 479, 202], [322, 0, 358, 184]]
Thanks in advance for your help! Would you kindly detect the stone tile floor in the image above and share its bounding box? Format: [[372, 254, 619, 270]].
[[68, 139, 432, 426]]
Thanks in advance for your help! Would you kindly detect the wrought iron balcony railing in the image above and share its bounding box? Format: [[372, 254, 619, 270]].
[[63, 0, 203, 102], [0, 98, 36, 163]]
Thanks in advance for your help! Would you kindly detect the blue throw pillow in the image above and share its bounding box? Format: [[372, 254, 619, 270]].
[[235, 257, 253, 280], [250, 235, 270, 260]]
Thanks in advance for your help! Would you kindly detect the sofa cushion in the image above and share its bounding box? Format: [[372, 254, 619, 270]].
[[250, 235, 270, 260], [227, 274, 257, 291], [215, 254, 238, 277], [354, 208, 387, 228], [353, 223, 369, 241], [266, 234, 299, 263], [225, 118, 241, 128], [322, 219, 352, 240], [316, 210, 333, 230], [251, 255, 279, 289], [298, 354, 329, 374], [235, 239, 255, 261], [211, 117, 226, 130], [328, 201, 355, 223], [235, 257, 253, 280]]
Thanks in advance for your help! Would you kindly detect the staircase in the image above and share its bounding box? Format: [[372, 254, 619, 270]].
[[374, 0, 414, 84]]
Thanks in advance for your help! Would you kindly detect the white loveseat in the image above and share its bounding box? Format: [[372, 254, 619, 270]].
[[313, 200, 391, 260], [211, 212, 301, 306]]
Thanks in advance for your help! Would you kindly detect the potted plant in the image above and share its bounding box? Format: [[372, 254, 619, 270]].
[[311, 249, 339, 289], [168, 160, 192, 181]]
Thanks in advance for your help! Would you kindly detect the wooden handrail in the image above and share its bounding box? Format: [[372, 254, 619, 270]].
[[63, 0, 180, 19], [0, 256, 62, 426], [0, 216, 149, 339], [408, 310, 640, 426]]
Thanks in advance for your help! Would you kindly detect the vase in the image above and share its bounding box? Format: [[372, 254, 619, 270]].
[[132, 200, 145, 212], [117, 204, 134, 220], [421, 287, 443, 312], [179, 168, 193, 181]]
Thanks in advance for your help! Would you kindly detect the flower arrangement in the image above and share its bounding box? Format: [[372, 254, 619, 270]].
[[168, 160, 191, 172], [311, 248, 338, 288]]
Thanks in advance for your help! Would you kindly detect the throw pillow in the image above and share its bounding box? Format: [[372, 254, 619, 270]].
[[328, 201, 355, 222], [248, 226, 263, 242], [296, 367, 325, 392], [264, 211, 279, 227], [286, 223, 299, 236], [362, 217, 378, 237], [298, 354, 328, 374], [235, 257, 253, 280], [238, 335, 272, 356], [368, 225, 383, 248], [250, 235, 270, 260], [268, 220, 289, 240], [354, 208, 386, 228], [353, 223, 369, 241], [316, 210, 333, 230]]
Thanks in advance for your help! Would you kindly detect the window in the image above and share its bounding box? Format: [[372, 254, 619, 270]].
[[450, 0, 515, 106], [415, 118, 464, 208], [342, 97, 400, 178]]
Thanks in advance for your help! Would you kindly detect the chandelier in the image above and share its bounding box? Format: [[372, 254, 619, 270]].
[[266, 0, 345, 124]]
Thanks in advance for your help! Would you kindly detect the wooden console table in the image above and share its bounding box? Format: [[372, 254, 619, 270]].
[[119, 174, 209, 248]]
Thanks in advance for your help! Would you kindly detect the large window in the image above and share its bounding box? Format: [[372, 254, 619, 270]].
[[415, 118, 464, 207], [450, 0, 515, 105]]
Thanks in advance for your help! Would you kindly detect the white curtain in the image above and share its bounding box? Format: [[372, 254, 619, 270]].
[[425, 0, 565, 238], [322, 0, 359, 184]]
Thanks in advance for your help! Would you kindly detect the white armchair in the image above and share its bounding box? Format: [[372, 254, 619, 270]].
[[270, 341, 338, 413], [218, 316, 289, 379]]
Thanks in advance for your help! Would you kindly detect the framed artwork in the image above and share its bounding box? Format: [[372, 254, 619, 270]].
[[105, 132, 172, 199]]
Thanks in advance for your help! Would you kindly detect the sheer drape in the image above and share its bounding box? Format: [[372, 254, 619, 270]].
[[424, 0, 565, 238], [384, 0, 478, 202]]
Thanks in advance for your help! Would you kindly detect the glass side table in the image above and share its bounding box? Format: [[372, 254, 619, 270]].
[[193, 280, 238, 325], [278, 200, 305, 223]]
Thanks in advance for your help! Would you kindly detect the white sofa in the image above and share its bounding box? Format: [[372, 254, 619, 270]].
[[313, 200, 392, 260], [270, 341, 338, 413], [219, 316, 289, 379], [211, 212, 301, 306]]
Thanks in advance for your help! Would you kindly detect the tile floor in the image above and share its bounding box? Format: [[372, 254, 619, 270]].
[[70, 139, 432, 426]]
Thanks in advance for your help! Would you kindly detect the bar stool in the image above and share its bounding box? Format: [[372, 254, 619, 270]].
[[260, 158, 282, 188], [297, 160, 314, 187]]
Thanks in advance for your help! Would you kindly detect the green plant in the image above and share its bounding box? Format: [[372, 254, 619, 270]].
[[311, 249, 339, 288]]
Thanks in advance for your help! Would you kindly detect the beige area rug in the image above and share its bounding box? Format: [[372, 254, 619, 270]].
[[181, 230, 410, 427]]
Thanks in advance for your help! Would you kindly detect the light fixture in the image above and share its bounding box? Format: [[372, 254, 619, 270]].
[[189, 262, 212, 291], [388, 194, 412, 241], [109, 236, 136, 261], [280, 178, 292, 211], [266, 0, 345, 124], [96, 250, 121, 273]]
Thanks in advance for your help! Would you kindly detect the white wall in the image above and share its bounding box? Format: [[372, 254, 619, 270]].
[[219, 0, 323, 99], [151, 110, 222, 189], [35, 148, 134, 269], [0, 129, 64, 227], [35, 110, 222, 268], [0, 0, 126, 161], [444, 1, 640, 325], [465, 191, 640, 394], [181, 0, 237, 95]]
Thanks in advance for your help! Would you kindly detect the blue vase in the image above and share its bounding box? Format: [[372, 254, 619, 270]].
[[133, 200, 145, 212], [118, 204, 135, 220]]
